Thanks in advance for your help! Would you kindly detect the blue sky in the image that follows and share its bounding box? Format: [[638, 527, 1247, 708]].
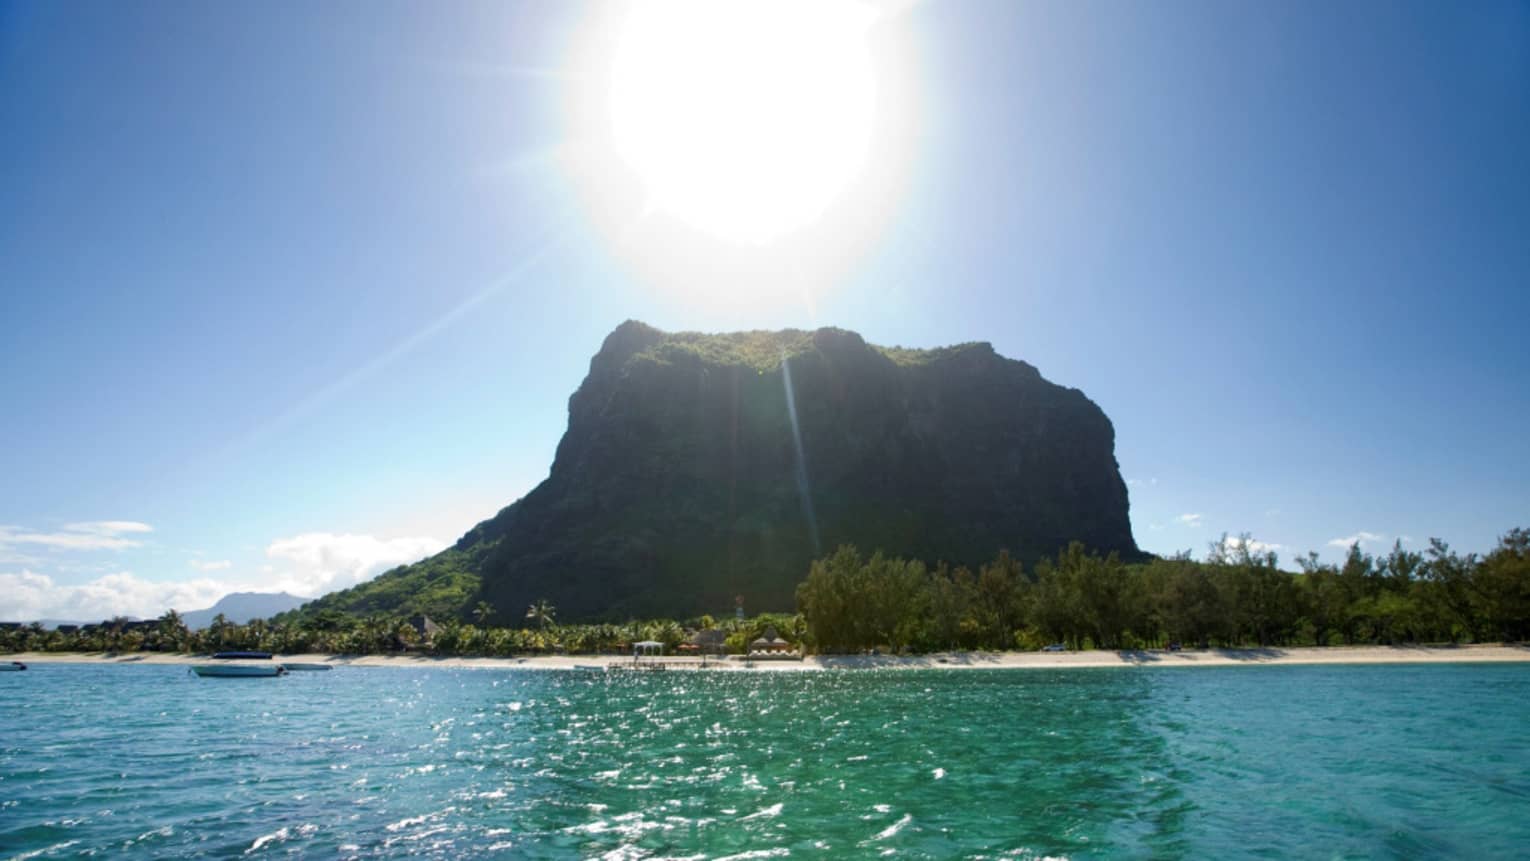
[[2, 0, 1527, 620]]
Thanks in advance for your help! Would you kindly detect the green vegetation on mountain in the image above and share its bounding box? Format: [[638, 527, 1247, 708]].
[[291, 547, 486, 621], [294, 321, 1141, 624]]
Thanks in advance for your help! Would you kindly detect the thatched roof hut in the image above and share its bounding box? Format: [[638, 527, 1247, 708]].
[[749, 626, 792, 653]]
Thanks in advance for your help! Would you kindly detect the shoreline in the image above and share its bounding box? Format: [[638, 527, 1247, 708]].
[[5, 643, 1528, 671]]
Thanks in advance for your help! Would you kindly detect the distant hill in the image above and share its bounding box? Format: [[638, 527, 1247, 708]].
[[295, 321, 1140, 624], [182, 592, 310, 629], [30, 618, 136, 629]]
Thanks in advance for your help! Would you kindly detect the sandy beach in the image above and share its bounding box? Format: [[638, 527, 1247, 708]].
[[7, 643, 1527, 671]]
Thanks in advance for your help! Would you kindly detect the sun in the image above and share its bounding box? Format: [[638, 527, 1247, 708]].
[[607, 0, 878, 245], [560, 0, 919, 312]]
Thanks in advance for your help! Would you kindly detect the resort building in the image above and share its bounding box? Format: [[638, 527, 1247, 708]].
[[748, 626, 799, 658]]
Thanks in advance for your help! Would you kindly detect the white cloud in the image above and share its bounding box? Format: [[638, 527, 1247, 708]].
[[1327, 531, 1384, 549], [1175, 513, 1203, 527], [0, 569, 227, 622], [262, 532, 446, 597], [64, 521, 154, 535], [0, 521, 154, 552], [1220, 535, 1283, 556], [0, 549, 43, 566], [0, 529, 445, 622], [1126, 477, 1158, 488]]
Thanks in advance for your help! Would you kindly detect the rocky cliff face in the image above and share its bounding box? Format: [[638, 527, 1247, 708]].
[[442, 321, 1139, 621]]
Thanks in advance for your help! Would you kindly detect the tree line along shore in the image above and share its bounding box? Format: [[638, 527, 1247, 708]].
[[3, 528, 1526, 658]]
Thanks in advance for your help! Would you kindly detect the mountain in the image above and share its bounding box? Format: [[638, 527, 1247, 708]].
[[299, 322, 1140, 623], [182, 592, 310, 629], [31, 618, 133, 629]]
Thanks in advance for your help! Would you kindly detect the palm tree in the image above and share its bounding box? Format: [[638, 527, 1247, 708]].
[[361, 615, 394, 652], [526, 599, 556, 631], [658, 619, 685, 651], [246, 618, 269, 651], [394, 620, 418, 650], [106, 615, 130, 651], [473, 601, 495, 626], [157, 609, 188, 652], [209, 613, 231, 650]]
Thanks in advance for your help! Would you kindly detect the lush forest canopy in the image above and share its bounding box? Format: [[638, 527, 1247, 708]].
[[795, 529, 1530, 652], [6, 529, 1526, 657], [289, 547, 488, 621]]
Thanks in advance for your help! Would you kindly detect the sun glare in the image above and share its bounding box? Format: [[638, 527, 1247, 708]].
[[609, 0, 876, 245], [563, 0, 919, 312]]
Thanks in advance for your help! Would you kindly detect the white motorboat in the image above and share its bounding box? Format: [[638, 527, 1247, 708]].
[[191, 664, 286, 678]]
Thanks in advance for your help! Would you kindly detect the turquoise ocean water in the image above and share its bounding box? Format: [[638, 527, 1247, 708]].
[[2, 663, 1528, 858]]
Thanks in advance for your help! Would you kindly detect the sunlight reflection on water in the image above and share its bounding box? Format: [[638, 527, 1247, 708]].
[[2, 664, 1528, 857]]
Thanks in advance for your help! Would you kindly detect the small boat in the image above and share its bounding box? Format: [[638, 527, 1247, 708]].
[[212, 651, 272, 660], [572, 664, 607, 671], [0, 661, 25, 671], [278, 663, 332, 672], [191, 664, 286, 678]]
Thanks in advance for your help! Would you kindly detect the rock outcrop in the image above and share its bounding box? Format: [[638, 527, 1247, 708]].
[[307, 322, 1140, 622]]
